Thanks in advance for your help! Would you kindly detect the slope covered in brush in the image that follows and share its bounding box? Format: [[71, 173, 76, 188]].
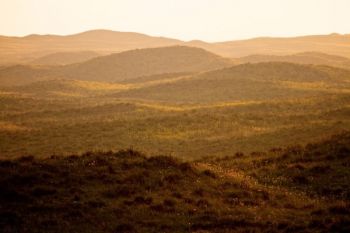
[[113, 62, 350, 103]]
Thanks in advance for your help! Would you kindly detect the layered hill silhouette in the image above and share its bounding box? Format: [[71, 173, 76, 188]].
[[0, 46, 233, 85], [1, 30, 350, 65], [237, 52, 350, 70]]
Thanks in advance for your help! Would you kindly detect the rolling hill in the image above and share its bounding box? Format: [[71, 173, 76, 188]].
[[0, 46, 233, 85], [237, 52, 350, 70], [112, 62, 350, 103]]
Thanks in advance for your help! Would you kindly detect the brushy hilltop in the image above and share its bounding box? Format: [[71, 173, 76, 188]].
[[1, 132, 349, 233]]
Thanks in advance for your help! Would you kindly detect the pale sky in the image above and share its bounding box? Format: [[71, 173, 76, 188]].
[[1, 0, 349, 42]]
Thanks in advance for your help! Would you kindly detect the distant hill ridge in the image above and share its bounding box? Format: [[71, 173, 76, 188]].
[[1, 29, 350, 64]]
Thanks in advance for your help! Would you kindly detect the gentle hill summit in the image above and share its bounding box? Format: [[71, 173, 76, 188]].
[[30, 51, 101, 66], [60, 46, 233, 82], [0, 46, 233, 85], [237, 52, 350, 69]]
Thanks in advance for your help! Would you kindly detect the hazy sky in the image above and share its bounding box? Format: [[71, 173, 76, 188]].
[[1, 0, 349, 41]]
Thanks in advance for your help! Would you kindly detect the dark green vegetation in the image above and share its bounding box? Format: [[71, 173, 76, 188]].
[[1, 133, 349, 233]]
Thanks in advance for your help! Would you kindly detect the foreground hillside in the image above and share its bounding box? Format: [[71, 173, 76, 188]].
[[1, 133, 349, 233]]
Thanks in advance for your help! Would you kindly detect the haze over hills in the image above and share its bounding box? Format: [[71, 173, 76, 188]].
[[237, 52, 350, 70], [1, 30, 350, 65], [0, 46, 233, 85]]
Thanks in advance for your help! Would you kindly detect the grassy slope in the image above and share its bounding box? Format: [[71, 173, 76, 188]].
[[0, 133, 349, 233]]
